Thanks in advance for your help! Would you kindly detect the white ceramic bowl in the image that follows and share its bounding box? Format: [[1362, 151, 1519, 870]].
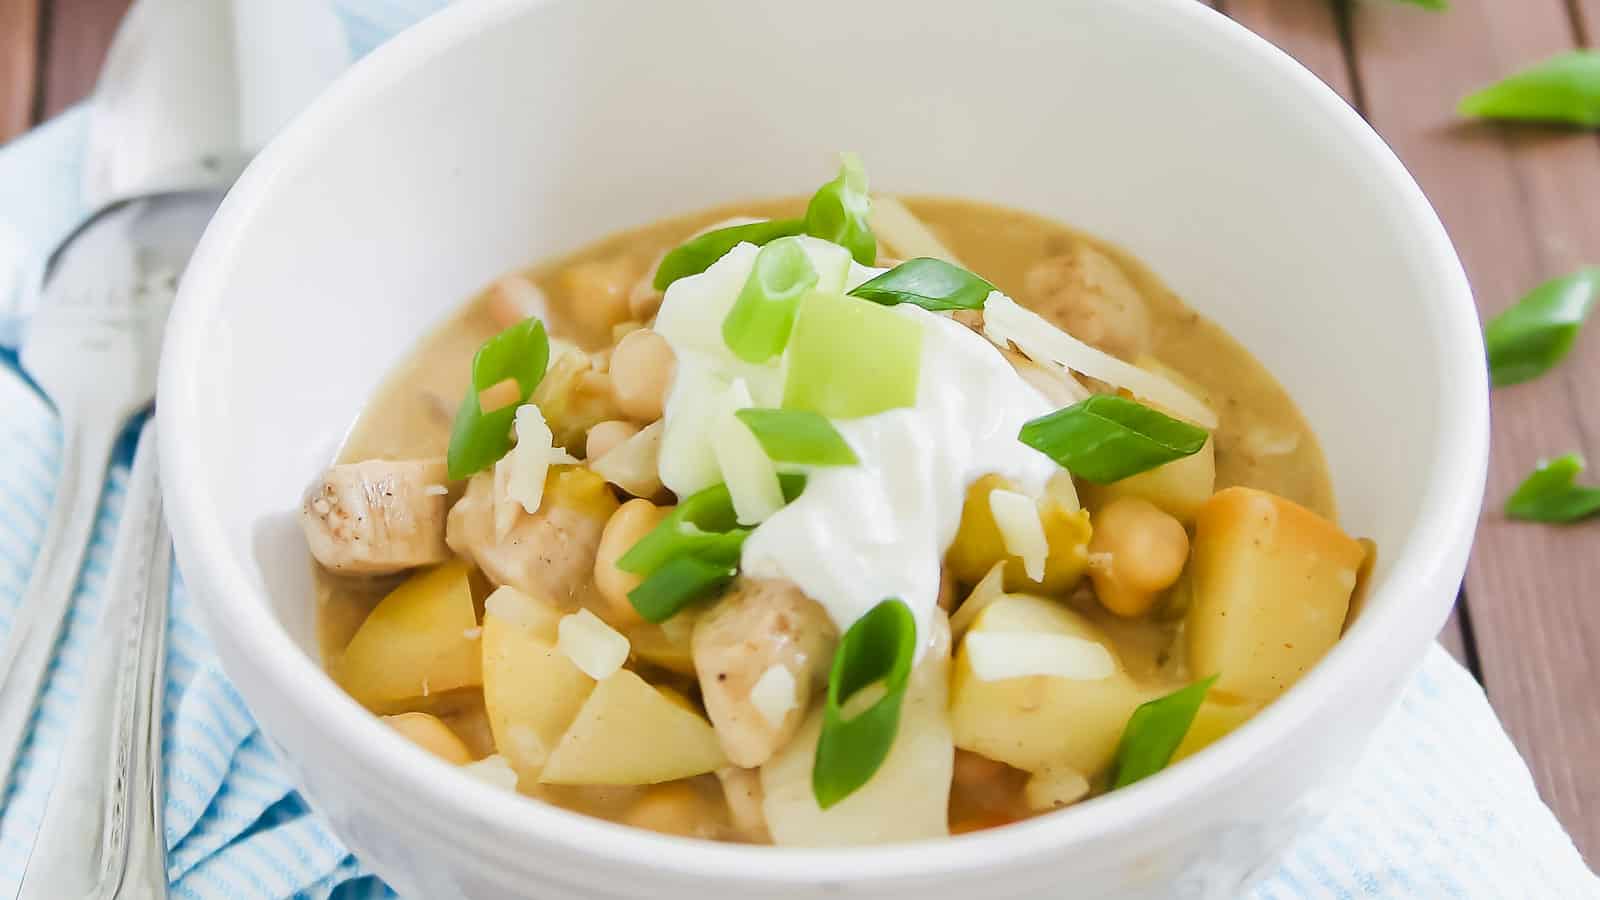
[[157, 0, 1488, 896]]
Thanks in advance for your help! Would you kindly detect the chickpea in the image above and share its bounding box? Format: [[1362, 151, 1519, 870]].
[[382, 712, 474, 765], [610, 328, 676, 422], [586, 419, 639, 461], [557, 257, 636, 343], [594, 499, 670, 629], [1087, 497, 1189, 617], [623, 782, 708, 837]]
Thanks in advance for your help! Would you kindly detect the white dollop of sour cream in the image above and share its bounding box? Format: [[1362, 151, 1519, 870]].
[[655, 242, 1058, 654]]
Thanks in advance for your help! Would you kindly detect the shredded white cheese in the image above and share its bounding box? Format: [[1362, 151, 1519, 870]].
[[459, 754, 519, 791], [965, 631, 1116, 682], [949, 561, 1009, 639], [423, 484, 449, 496], [712, 378, 785, 525], [982, 292, 1218, 428], [748, 665, 799, 729], [502, 404, 579, 521], [989, 489, 1048, 582], [557, 609, 630, 680], [868, 195, 963, 265]]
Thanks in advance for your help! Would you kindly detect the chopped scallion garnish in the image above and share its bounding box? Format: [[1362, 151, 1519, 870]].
[[734, 408, 859, 466], [1505, 454, 1600, 523], [627, 555, 739, 624], [1484, 267, 1599, 387], [1109, 675, 1217, 790], [1459, 50, 1600, 128], [722, 237, 818, 363], [653, 218, 806, 291], [1018, 395, 1208, 485], [803, 152, 876, 266], [782, 291, 923, 419], [446, 317, 550, 480], [849, 257, 995, 312], [812, 599, 916, 809]]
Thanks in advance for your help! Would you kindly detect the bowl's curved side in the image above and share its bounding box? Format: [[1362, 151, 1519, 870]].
[[158, 0, 1485, 896]]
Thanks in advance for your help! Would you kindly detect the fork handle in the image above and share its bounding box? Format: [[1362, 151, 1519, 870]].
[[0, 412, 120, 789], [20, 418, 170, 899]]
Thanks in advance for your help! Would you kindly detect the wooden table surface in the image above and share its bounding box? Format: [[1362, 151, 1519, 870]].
[[2, 0, 1595, 869]]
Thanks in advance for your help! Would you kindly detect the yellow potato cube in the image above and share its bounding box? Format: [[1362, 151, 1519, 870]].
[[950, 595, 1153, 777], [481, 588, 595, 783], [1171, 696, 1260, 765], [1186, 487, 1363, 702], [540, 670, 726, 785], [1082, 438, 1215, 524], [337, 561, 482, 710]]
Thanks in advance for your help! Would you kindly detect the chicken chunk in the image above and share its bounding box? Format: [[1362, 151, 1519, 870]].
[[692, 579, 837, 768], [1022, 242, 1151, 361], [446, 466, 618, 607], [300, 459, 451, 575]]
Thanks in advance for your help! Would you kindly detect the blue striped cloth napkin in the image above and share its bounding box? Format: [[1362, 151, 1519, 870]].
[[1, 3, 1597, 898]]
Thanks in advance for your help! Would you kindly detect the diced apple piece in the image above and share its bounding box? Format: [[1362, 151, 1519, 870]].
[[337, 561, 482, 710], [540, 670, 726, 785], [1082, 438, 1215, 524], [1171, 696, 1260, 765], [950, 595, 1153, 777], [481, 588, 595, 783], [760, 615, 954, 846], [1186, 487, 1364, 702]]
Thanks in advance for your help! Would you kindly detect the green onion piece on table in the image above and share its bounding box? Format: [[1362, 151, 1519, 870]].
[[446, 317, 551, 480], [1110, 675, 1217, 790], [1018, 395, 1208, 485], [1505, 454, 1600, 523], [1484, 267, 1600, 387], [722, 237, 819, 363], [654, 218, 807, 290], [1394, 0, 1447, 9], [849, 258, 995, 311], [627, 555, 740, 624], [804, 152, 876, 265], [782, 291, 923, 419], [735, 408, 859, 466], [1459, 50, 1600, 127], [813, 599, 917, 809]]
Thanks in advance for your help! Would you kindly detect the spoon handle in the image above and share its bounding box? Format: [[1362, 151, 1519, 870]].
[[0, 412, 120, 787], [19, 417, 171, 900]]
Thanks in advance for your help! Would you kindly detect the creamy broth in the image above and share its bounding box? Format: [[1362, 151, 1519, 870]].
[[314, 197, 1338, 839]]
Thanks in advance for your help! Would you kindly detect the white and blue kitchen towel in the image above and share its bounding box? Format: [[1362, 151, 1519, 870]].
[[1, 2, 1598, 898]]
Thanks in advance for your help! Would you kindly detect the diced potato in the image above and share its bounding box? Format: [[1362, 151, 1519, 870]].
[[950, 595, 1153, 776], [337, 561, 482, 710], [947, 475, 1092, 594], [626, 613, 699, 676], [383, 712, 474, 765], [760, 615, 954, 846], [1171, 696, 1259, 765], [481, 588, 595, 783], [1186, 487, 1363, 702], [540, 670, 726, 785], [1081, 438, 1215, 524]]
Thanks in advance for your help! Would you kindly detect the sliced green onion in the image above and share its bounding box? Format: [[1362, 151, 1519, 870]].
[[1395, 0, 1446, 9], [617, 475, 806, 621], [782, 291, 923, 419], [1018, 395, 1208, 485], [813, 599, 916, 809], [735, 408, 859, 466], [654, 218, 806, 290], [447, 318, 550, 480], [804, 152, 876, 265], [1110, 675, 1217, 790], [721, 237, 819, 363], [626, 555, 739, 624], [1505, 454, 1600, 523], [848, 258, 995, 312], [1459, 50, 1600, 128], [1484, 268, 1600, 387]]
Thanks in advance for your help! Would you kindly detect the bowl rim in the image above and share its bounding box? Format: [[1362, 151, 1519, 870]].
[[158, 0, 1488, 885]]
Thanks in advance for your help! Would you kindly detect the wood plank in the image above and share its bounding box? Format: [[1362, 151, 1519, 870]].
[[1348, 0, 1600, 864], [38, 0, 133, 117], [0, 0, 41, 142], [1222, 0, 1479, 669]]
